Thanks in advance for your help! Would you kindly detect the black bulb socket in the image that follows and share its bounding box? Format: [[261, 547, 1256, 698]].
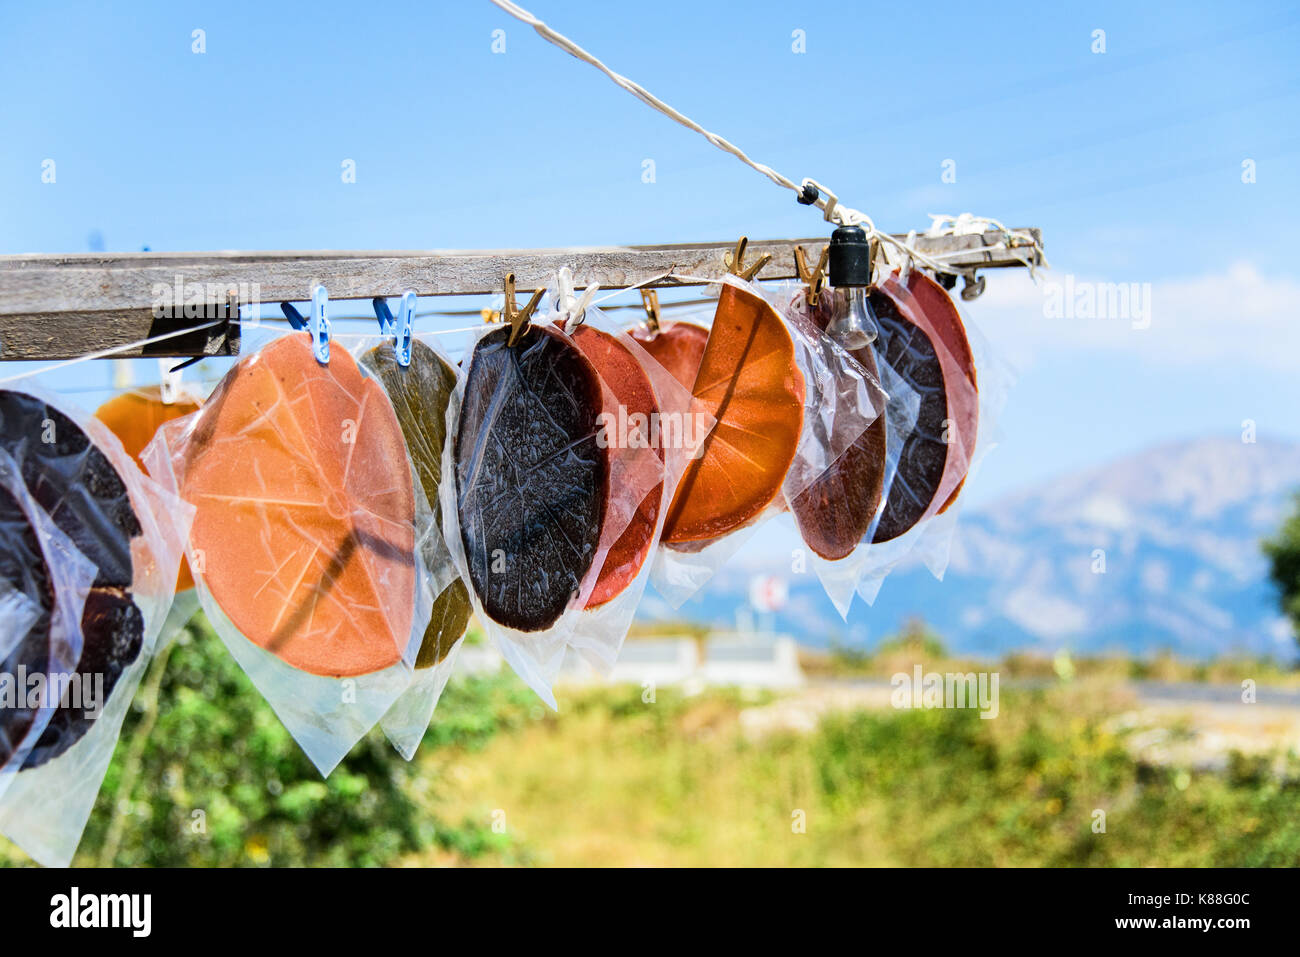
[[828, 224, 873, 287]]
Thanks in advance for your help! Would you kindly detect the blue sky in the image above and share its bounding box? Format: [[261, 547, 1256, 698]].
[[2, 0, 1298, 508]]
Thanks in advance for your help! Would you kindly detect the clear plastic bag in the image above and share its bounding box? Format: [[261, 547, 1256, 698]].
[[143, 329, 429, 775], [762, 279, 916, 615], [348, 331, 470, 760], [443, 306, 665, 706], [0, 587, 41, 662], [94, 381, 205, 603], [0, 384, 190, 867], [647, 274, 886, 608], [93, 384, 208, 654], [0, 446, 96, 799], [856, 301, 1013, 604], [800, 344, 922, 615], [542, 290, 714, 675], [154, 588, 201, 651], [777, 266, 1005, 613]]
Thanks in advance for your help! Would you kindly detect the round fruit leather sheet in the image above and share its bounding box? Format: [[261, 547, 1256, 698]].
[[95, 385, 201, 590], [0, 390, 145, 768], [870, 270, 978, 543], [567, 322, 662, 608], [454, 323, 608, 632], [179, 335, 416, 678], [789, 292, 887, 560], [359, 339, 471, 668], [659, 282, 804, 544]]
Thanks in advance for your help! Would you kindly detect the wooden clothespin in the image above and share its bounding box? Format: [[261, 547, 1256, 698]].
[[502, 272, 544, 347], [640, 288, 662, 337], [869, 236, 886, 281], [723, 236, 771, 281], [794, 243, 829, 306]]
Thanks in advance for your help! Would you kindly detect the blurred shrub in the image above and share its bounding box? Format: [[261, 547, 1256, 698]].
[[811, 688, 1300, 866], [1265, 493, 1300, 652], [64, 615, 532, 867]]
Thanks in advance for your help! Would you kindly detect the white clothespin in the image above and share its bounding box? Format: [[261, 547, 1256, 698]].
[[157, 359, 182, 405], [112, 358, 133, 390], [554, 267, 600, 326], [556, 267, 576, 315]]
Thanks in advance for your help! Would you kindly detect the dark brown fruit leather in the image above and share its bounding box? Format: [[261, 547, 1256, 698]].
[[25, 588, 143, 767], [0, 484, 55, 772], [870, 271, 978, 543], [0, 390, 145, 769], [790, 294, 887, 560], [455, 324, 609, 632]]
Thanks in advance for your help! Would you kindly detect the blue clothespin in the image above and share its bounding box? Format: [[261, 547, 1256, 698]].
[[373, 297, 395, 336], [372, 290, 416, 367], [279, 286, 329, 363], [280, 301, 306, 330], [309, 285, 330, 363]]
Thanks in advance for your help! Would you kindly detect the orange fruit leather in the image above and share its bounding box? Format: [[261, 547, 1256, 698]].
[[660, 282, 804, 544], [567, 323, 663, 607], [179, 335, 416, 677], [95, 385, 202, 590], [631, 320, 709, 389]]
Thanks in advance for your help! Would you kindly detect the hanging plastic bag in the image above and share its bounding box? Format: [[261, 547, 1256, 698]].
[[540, 280, 714, 674], [641, 273, 886, 608], [144, 329, 431, 775], [629, 300, 740, 600], [0, 446, 97, 800], [856, 294, 1012, 604], [95, 382, 206, 647], [0, 384, 189, 867], [350, 328, 471, 760], [0, 586, 41, 662], [781, 264, 999, 610], [760, 278, 916, 616], [444, 292, 664, 706]]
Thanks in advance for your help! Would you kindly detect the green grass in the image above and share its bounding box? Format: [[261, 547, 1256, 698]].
[[4, 614, 1299, 867], [2, 618, 535, 867], [426, 681, 1300, 866]]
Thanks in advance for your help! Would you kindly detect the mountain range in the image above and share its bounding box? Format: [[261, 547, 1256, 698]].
[[637, 436, 1300, 661]]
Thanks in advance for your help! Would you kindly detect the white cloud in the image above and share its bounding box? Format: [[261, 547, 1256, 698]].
[[963, 262, 1300, 371], [1076, 495, 1133, 530], [1141, 559, 1170, 594], [1001, 587, 1088, 638]]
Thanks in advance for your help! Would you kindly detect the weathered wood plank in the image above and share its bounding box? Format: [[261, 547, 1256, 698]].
[[0, 306, 239, 360], [0, 230, 1041, 359]]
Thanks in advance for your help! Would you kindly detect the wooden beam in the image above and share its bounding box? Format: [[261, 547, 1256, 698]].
[[0, 306, 240, 362], [0, 229, 1041, 360]]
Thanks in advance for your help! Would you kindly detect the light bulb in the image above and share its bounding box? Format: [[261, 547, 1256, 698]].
[[827, 284, 879, 350], [825, 224, 879, 350]]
